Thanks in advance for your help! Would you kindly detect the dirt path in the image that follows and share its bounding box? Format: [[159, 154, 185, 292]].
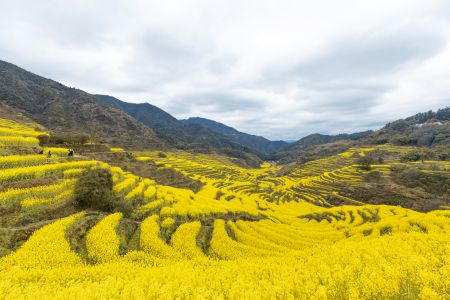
[[2, 218, 61, 231]]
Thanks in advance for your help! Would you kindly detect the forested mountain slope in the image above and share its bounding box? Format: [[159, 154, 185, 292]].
[[181, 117, 289, 155], [275, 108, 450, 164], [0, 60, 164, 149], [274, 131, 373, 163], [366, 107, 450, 146], [96, 94, 262, 167]]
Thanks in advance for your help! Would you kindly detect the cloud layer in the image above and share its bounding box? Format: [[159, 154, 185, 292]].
[[1, 0, 450, 140]]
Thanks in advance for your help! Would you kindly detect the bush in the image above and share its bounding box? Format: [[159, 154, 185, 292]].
[[400, 150, 421, 162], [356, 156, 374, 171], [390, 134, 416, 145], [400, 149, 433, 162], [388, 120, 409, 131], [437, 148, 449, 160], [38, 133, 90, 146], [74, 168, 136, 216], [74, 168, 115, 211], [390, 165, 450, 195], [363, 171, 382, 182], [111, 199, 134, 217]]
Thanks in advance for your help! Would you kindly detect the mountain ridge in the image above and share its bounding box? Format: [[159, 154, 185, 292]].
[[0, 60, 165, 149], [1, 59, 448, 164], [366, 107, 450, 146], [95, 94, 263, 167], [181, 117, 289, 155]]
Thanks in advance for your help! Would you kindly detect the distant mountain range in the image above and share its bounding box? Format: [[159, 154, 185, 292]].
[[94, 94, 263, 166], [96, 95, 287, 157], [181, 117, 288, 155], [275, 109, 450, 163], [1, 59, 448, 164], [273, 131, 374, 163], [0, 60, 260, 165], [288, 131, 374, 150]]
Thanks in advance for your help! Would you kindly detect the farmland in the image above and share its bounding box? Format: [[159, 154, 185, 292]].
[[0, 117, 449, 299]]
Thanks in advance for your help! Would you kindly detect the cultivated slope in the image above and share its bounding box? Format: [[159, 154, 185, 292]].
[[0, 116, 449, 298]]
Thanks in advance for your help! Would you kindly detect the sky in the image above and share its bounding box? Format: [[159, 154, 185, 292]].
[[1, 0, 449, 140]]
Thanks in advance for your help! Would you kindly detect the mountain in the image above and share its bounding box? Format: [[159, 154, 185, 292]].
[[95, 94, 263, 167], [0, 60, 164, 149], [291, 131, 374, 149], [0, 101, 43, 128], [280, 107, 450, 155], [275, 108, 450, 164], [95, 94, 182, 144], [181, 117, 289, 155], [277, 131, 374, 156], [0, 59, 262, 166], [273, 131, 373, 163], [366, 107, 450, 146]]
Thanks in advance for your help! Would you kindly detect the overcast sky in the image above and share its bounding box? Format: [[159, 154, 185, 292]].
[[1, 0, 449, 140]]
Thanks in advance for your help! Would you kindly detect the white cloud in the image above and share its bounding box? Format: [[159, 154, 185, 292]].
[[1, 0, 449, 140]]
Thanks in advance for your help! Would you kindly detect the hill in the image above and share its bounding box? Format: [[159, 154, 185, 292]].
[[366, 107, 450, 146], [0, 114, 448, 298], [275, 107, 450, 164], [290, 131, 373, 148], [0, 101, 43, 128], [0, 60, 164, 149], [95, 95, 182, 144], [95, 94, 263, 167], [181, 117, 289, 155], [274, 131, 373, 163]]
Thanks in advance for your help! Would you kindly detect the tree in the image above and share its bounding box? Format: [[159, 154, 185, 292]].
[[356, 156, 374, 171], [74, 168, 114, 211], [400, 149, 433, 163]]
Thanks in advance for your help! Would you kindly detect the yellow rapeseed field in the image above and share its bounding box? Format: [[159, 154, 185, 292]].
[[0, 117, 449, 299]]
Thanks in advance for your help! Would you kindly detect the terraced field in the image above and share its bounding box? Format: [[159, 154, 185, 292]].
[[0, 117, 449, 299]]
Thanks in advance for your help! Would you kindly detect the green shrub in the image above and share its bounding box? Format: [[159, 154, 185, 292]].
[[38, 133, 90, 146], [111, 200, 134, 217], [390, 165, 450, 195], [363, 171, 382, 182], [74, 168, 135, 216], [74, 168, 114, 211], [400, 149, 433, 162], [356, 156, 374, 171]]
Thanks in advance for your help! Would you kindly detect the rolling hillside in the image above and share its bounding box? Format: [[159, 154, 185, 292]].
[[366, 107, 450, 146], [2, 1, 450, 298], [0, 115, 448, 298], [0, 60, 449, 299]]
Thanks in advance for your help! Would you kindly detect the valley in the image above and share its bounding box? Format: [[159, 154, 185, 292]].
[[0, 113, 449, 299]]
